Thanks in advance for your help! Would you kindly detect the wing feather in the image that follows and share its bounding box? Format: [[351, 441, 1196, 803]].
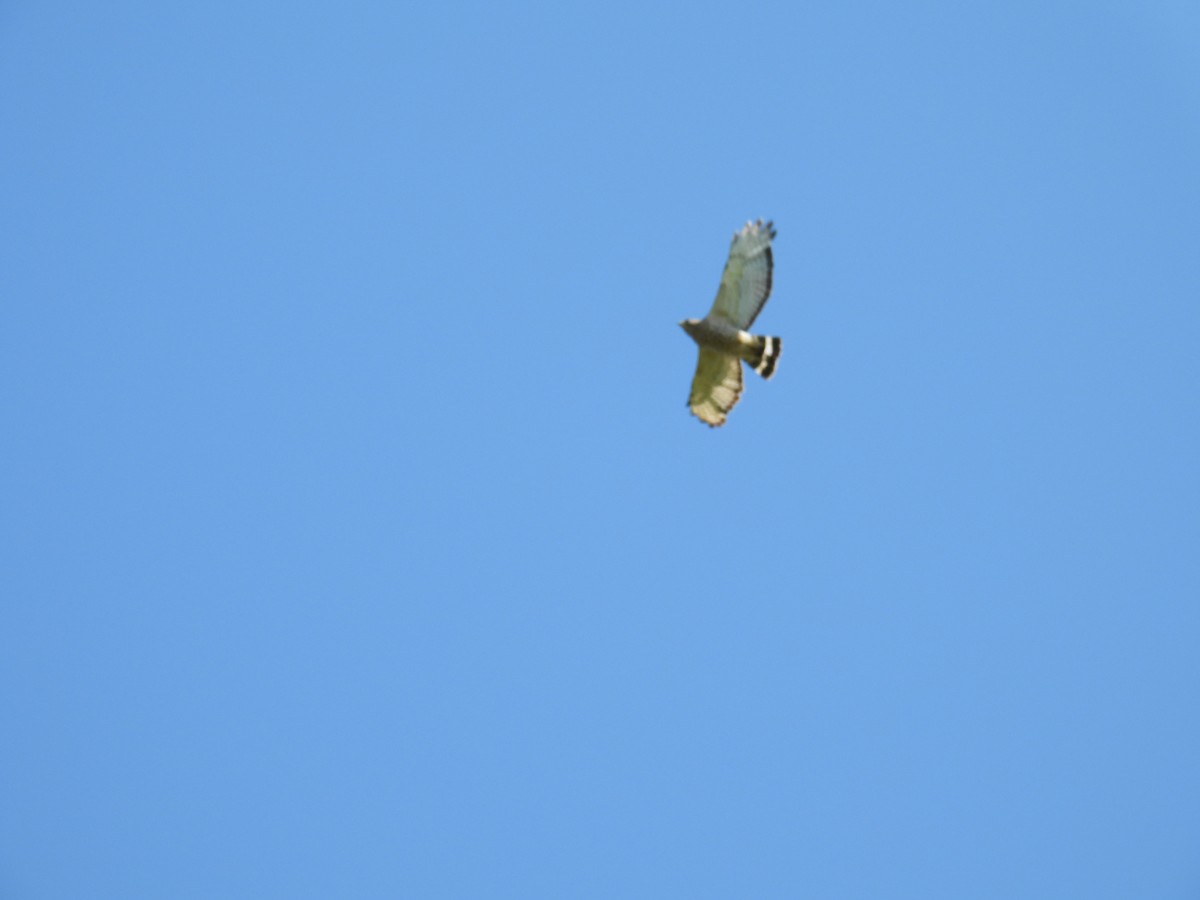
[[707, 219, 776, 329], [688, 348, 743, 427]]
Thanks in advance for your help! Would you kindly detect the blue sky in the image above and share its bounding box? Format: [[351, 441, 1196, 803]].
[[2, 1, 1199, 897]]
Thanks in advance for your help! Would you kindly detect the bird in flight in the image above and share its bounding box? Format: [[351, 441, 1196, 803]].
[[679, 219, 782, 427]]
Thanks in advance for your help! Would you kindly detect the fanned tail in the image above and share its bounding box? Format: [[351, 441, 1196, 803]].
[[745, 335, 782, 379]]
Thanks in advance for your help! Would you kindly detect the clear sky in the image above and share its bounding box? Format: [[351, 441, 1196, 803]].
[[2, 2, 1199, 897]]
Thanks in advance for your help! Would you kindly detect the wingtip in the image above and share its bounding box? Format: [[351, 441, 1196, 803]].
[[741, 218, 777, 241]]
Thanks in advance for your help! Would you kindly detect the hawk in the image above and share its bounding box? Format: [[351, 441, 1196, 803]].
[[679, 219, 782, 427]]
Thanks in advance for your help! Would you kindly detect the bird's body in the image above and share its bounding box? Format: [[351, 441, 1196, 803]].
[[679, 316, 776, 371], [680, 220, 782, 427]]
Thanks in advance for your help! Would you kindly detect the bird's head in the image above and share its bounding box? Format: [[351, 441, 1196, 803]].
[[679, 318, 702, 339]]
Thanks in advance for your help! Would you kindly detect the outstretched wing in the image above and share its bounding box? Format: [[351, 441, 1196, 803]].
[[688, 348, 743, 427], [707, 219, 776, 329]]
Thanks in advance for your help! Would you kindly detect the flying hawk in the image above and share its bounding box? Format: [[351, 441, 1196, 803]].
[[679, 219, 782, 427]]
